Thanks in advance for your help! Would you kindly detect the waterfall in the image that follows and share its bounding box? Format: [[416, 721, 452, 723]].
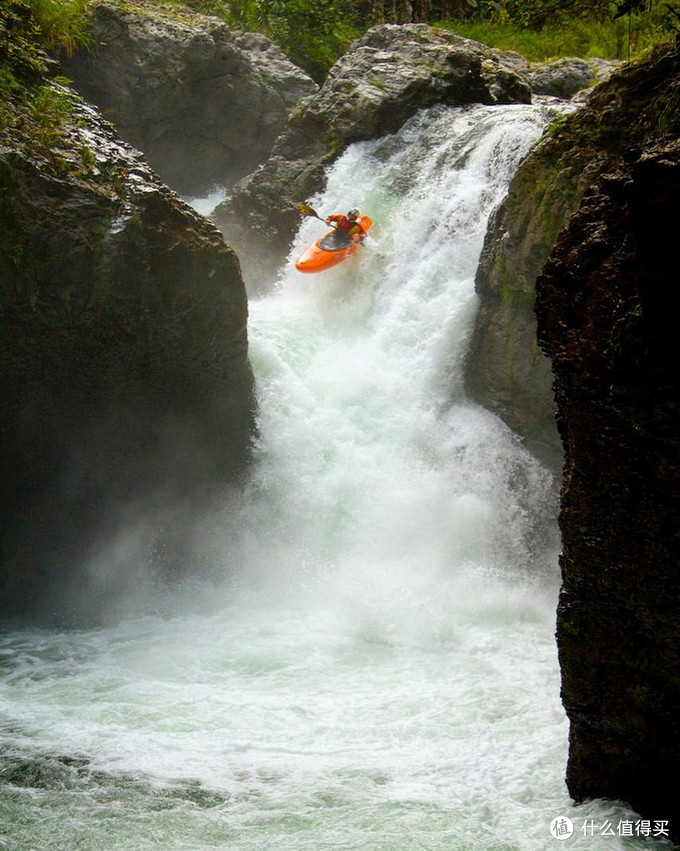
[[223, 104, 560, 627], [0, 103, 664, 850]]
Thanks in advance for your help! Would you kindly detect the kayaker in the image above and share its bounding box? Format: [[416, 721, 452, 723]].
[[325, 208, 367, 241]]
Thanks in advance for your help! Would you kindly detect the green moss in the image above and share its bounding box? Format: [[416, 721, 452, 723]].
[[546, 113, 572, 139], [326, 137, 343, 156], [500, 286, 535, 307], [560, 616, 582, 638], [30, 83, 79, 153]]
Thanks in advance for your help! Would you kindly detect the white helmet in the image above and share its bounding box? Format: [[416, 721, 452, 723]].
[[347, 208, 360, 220]]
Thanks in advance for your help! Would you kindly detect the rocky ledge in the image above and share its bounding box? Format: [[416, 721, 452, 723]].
[[1, 84, 255, 625]]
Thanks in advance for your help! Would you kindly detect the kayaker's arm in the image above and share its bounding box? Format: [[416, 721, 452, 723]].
[[301, 204, 364, 239]]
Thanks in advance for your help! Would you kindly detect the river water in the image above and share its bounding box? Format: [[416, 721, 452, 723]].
[[0, 104, 671, 849]]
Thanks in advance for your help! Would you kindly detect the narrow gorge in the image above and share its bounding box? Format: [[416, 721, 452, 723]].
[[2, 1, 680, 845]]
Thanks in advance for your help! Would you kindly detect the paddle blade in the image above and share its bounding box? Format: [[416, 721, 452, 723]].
[[299, 202, 321, 219]]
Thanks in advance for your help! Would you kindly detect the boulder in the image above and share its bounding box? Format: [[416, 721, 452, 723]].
[[527, 57, 596, 99], [0, 86, 255, 625], [212, 23, 533, 288], [291, 25, 532, 144], [60, 0, 318, 196], [496, 53, 621, 101]]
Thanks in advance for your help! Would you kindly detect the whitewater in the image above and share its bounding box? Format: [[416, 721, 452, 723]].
[[0, 104, 672, 850]]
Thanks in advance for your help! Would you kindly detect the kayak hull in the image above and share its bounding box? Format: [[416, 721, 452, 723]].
[[295, 216, 372, 274]]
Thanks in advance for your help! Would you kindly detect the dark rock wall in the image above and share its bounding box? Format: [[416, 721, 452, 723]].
[[536, 76, 680, 839], [1, 94, 255, 625]]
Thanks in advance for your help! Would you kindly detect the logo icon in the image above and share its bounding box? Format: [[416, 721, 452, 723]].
[[550, 816, 574, 840]]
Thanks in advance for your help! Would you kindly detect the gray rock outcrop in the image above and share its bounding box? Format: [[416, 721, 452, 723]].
[[464, 109, 588, 471], [212, 23, 533, 288], [465, 49, 657, 470], [495, 53, 620, 101], [61, 0, 318, 196], [1, 86, 255, 625], [527, 57, 596, 99]]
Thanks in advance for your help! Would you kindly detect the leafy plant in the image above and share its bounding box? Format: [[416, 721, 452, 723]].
[[25, 0, 92, 56], [29, 83, 79, 154], [442, 8, 672, 60], [0, 0, 86, 162], [253, 0, 360, 80]]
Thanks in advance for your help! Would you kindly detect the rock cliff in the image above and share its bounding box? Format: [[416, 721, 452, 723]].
[[60, 0, 318, 196], [1, 76, 255, 624], [466, 45, 675, 469], [535, 44, 680, 839], [212, 23, 533, 288], [465, 113, 582, 470]]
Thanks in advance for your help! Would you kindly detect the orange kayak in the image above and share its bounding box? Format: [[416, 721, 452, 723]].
[[295, 216, 372, 274]]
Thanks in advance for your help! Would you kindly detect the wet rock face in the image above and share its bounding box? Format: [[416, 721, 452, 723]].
[[212, 23, 533, 288], [465, 44, 680, 471], [535, 140, 680, 839], [464, 106, 601, 471], [61, 0, 317, 196], [0, 92, 255, 625]]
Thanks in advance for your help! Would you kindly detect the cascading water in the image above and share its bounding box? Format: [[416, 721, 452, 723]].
[[0, 104, 671, 850]]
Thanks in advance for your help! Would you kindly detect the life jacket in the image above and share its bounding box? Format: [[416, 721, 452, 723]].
[[329, 214, 364, 237]]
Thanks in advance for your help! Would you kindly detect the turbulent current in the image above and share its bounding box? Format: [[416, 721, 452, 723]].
[[0, 105, 671, 850]]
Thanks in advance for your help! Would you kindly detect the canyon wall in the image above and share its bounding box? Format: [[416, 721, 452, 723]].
[[535, 45, 680, 839], [1, 79, 255, 624]]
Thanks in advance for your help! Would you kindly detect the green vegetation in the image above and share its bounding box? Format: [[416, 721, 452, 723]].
[[182, 0, 678, 76], [448, 9, 672, 61], [29, 80, 80, 154], [24, 0, 91, 55], [0, 0, 90, 134], [0, 0, 96, 176], [0, 0, 677, 109], [185, 0, 360, 80]]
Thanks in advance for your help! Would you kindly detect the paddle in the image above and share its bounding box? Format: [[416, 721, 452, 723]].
[[299, 202, 336, 227]]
